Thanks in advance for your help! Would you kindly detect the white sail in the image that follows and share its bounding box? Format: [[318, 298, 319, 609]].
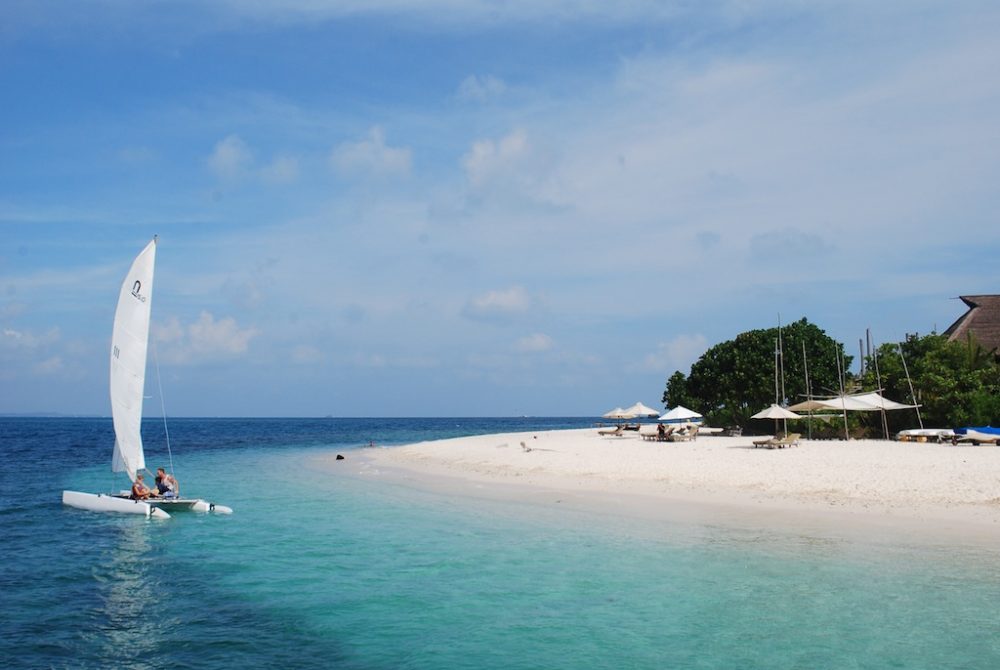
[[110, 238, 156, 482]]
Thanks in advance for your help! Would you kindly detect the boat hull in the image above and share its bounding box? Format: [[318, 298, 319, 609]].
[[139, 497, 233, 514], [62, 490, 170, 519], [62, 491, 233, 517]]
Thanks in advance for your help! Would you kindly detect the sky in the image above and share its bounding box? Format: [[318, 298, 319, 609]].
[[2, 1, 999, 417]]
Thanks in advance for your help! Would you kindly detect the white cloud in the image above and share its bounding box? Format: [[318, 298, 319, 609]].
[[155, 311, 258, 364], [207, 134, 254, 181], [514, 332, 553, 353], [172, 1, 694, 29], [457, 74, 507, 103], [260, 155, 300, 184], [331, 126, 412, 177], [291, 344, 323, 364], [352, 352, 387, 368], [636, 334, 709, 374], [462, 286, 532, 320], [1, 328, 70, 382], [0, 302, 27, 319], [34, 356, 63, 375], [2, 327, 59, 350], [206, 136, 299, 185], [462, 128, 530, 188], [749, 228, 836, 261]]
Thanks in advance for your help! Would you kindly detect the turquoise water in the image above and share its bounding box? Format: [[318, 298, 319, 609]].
[[3, 418, 1000, 668]]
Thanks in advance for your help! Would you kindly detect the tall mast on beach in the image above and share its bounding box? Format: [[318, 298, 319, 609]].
[[802, 340, 812, 440], [870, 329, 889, 439], [898, 341, 923, 429], [835, 347, 850, 441], [778, 315, 787, 435]]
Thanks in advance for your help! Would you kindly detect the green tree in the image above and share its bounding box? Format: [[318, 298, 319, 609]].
[[662, 371, 690, 409], [665, 318, 850, 429], [860, 332, 1000, 432]]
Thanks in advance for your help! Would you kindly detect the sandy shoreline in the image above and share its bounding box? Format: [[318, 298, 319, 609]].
[[327, 427, 1000, 545]]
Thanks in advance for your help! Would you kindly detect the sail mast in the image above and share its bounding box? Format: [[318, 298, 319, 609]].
[[898, 341, 923, 429], [777, 314, 787, 435]]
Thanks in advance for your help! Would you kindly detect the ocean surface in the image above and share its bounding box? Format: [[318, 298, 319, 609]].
[[3, 417, 1000, 669]]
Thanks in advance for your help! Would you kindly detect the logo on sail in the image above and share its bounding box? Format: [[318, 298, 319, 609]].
[[131, 280, 147, 302]]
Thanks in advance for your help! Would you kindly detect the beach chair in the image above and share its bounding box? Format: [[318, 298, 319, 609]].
[[639, 425, 659, 441], [775, 433, 801, 448], [753, 433, 801, 449], [753, 436, 778, 448], [668, 426, 698, 442], [598, 425, 624, 437]]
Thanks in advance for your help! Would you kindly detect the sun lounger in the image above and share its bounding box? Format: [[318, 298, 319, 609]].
[[640, 425, 675, 441], [598, 425, 624, 437], [753, 432, 801, 449], [752, 435, 774, 448], [668, 426, 698, 442]]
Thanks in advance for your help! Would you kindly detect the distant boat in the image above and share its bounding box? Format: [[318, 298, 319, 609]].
[[62, 237, 232, 519]]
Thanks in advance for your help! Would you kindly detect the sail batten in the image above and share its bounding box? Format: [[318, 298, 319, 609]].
[[109, 238, 156, 482]]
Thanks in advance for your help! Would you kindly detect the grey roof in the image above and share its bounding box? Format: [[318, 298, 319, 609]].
[[944, 295, 1000, 353]]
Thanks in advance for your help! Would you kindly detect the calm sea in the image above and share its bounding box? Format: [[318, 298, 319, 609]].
[[2, 417, 999, 669]]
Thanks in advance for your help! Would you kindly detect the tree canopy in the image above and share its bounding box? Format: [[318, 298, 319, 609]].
[[664, 323, 1000, 437], [859, 332, 1000, 432], [663, 318, 850, 429]]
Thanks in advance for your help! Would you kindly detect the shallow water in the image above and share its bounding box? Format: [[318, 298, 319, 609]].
[[3, 418, 999, 669]]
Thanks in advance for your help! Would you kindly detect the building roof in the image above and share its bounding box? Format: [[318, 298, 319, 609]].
[[944, 295, 1000, 353]]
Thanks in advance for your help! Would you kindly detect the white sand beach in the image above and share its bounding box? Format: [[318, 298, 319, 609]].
[[339, 428, 1000, 542]]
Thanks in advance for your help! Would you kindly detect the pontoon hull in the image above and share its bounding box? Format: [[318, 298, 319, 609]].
[[62, 490, 171, 519], [139, 497, 234, 515]]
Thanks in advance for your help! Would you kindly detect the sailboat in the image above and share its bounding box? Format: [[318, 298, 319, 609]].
[[62, 237, 232, 519]]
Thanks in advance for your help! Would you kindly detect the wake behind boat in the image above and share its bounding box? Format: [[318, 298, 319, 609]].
[[62, 237, 232, 519]]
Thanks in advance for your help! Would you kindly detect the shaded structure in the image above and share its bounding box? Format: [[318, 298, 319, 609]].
[[944, 295, 1000, 354]]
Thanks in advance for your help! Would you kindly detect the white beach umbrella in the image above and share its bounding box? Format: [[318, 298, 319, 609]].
[[602, 407, 636, 424], [751, 403, 802, 436], [623, 401, 661, 417], [658, 405, 703, 424], [750, 404, 803, 420], [602, 407, 635, 419]]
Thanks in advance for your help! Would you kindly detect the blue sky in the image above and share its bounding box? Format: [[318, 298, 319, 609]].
[[2, 1, 998, 417]]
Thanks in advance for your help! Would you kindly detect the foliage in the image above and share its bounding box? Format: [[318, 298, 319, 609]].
[[663, 318, 851, 429], [663, 371, 689, 409], [859, 332, 1000, 432]]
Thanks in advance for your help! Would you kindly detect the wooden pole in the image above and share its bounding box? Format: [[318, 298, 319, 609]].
[[836, 347, 850, 441], [899, 341, 924, 429], [870, 331, 889, 439], [778, 315, 787, 436], [802, 340, 812, 440]]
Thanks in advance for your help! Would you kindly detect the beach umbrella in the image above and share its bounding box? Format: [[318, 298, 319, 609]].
[[602, 407, 635, 425], [623, 401, 661, 418], [750, 404, 803, 420], [658, 405, 703, 424], [751, 403, 802, 436], [602, 407, 634, 419]]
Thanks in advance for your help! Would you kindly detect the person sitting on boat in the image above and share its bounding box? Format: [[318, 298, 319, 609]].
[[131, 474, 154, 500], [155, 467, 179, 498]]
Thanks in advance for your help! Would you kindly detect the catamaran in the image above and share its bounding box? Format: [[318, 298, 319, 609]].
[[62, 237, 232, 519]]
